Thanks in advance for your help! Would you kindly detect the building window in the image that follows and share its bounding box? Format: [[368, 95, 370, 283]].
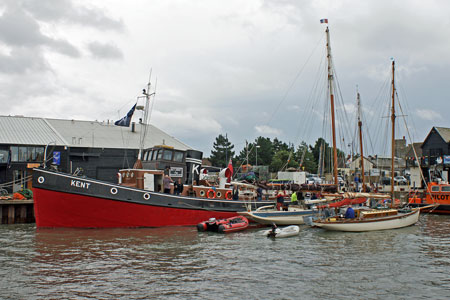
[[36, 147, 44, 162], [0, 150, 8, 163], [9, 146, 45, 162], [18, 147, 28, 162]]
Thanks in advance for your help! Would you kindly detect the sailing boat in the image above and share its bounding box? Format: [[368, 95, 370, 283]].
[[312, 59, 423, 231]]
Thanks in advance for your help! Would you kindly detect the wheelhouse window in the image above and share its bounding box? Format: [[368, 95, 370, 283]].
[[163, 150, 173, 161], [442, 186, 450, 192], [431, 186, 440, 192], [157, 149, 163, 160], [173, 151, 184, 162]]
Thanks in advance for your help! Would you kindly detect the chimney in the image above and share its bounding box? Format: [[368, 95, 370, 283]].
[[131, 122, 136, 132]]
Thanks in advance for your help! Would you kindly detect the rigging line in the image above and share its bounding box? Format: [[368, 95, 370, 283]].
[[265, 34, 325, 126], [330, 65, 349, 132], [293, 50, 327, 144], [397, 93, 433, 199]]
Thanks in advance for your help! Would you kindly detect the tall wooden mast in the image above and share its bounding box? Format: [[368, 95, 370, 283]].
[[325, 27, 339, 186], [357, 91, 366, 192], [390, 61, 396, 203]]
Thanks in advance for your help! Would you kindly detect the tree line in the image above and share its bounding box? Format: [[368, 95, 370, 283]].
[[208, 134, 346, 174]]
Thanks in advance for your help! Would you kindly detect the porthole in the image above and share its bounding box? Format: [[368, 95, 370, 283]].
[[38, 176, 45, 184], [110, 187, 118, 195], [143, 193, 151, 200]]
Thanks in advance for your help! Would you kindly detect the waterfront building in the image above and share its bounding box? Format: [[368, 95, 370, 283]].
[[0, 115, 192, 192]]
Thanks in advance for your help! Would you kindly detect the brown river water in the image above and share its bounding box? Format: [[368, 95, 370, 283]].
[[0, 214, 449, 299]]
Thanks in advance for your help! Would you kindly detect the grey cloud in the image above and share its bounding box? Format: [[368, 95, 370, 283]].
[[21, 0, 124, 31], [0, 48, 49, 74], [88, 41, 123, 60], [0, 6, 47, 47]]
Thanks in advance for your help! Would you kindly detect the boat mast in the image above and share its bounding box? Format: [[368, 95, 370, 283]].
[[138, 72, 155, 160], [326, 27, 339, 186], [357, 91, 366, 192], [390, 61, 396, 203]]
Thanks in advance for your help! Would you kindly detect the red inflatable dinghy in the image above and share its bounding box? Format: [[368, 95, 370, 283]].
[[197, 216, 249, 233]]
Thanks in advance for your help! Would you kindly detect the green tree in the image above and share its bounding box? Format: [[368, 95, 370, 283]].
[[295, 141, 317, 173], [238, 137, 274, 166], [272, 137, 289, 153], [209, 134, 235, 168], [269, 149, 298, 172]]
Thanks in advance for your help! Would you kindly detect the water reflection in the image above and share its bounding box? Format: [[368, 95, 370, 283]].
[[1, 216, 449, 299]]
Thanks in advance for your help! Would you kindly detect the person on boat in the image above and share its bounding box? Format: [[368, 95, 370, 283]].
[[323, 204, 331, 218], [268, 223, 278, 238], [276, 191, 285, 211], [256, 187, 262, 201], [163, 175, 173, 194], [174, 178, 183, 195], [345, 205, 355, 219], [232, 186, 239, 200], [291, 191, 298, 205]]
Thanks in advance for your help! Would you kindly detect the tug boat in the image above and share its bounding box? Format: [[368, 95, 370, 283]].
[[32, 168, 273, 228], [197, 216, 249, 233]]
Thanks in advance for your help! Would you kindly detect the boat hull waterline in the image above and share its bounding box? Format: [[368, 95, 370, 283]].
[[32, 169, 273, 228]]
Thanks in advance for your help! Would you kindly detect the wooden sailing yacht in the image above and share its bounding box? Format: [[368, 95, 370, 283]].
[[312, 28, 422, 231]]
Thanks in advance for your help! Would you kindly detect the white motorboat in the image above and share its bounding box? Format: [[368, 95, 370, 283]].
[[262, 225, 300, 238]]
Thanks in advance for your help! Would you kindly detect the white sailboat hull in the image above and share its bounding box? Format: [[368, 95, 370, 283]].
[[312, 208, 420, 232]]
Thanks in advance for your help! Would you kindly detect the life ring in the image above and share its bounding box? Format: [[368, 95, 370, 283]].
[[199, 190, 206, 197], [216, 191, 222, 198], [207, 189, 216, 199], [225, 190, 232, 200]]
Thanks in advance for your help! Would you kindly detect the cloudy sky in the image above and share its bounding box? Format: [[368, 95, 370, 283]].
[[1, 0, 449, 157]]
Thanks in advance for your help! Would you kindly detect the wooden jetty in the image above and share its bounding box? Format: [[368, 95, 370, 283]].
[[0, 199, 35, 224]]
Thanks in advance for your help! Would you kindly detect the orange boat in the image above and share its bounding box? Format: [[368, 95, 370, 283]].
[[409, 181, 450, 214]]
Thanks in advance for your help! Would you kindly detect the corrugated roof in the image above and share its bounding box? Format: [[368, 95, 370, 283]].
[[0, 116, 67, 145], [0, 115, 192, 151], [435, 127, 450, 143]]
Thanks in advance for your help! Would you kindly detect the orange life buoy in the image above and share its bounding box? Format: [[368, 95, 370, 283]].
[[207, 189, 216, 199], [225, 190, 232, 200]]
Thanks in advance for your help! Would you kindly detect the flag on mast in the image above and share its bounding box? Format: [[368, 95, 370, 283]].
[[320, 19, 328, 23], [115, 103, 137, 127]]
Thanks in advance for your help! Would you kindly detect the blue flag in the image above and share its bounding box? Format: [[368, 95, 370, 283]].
[[115, 104, 136, 127]]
